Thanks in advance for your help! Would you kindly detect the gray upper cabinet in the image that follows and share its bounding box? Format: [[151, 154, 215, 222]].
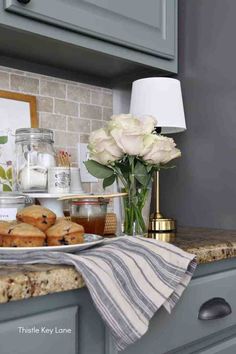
[[0, 0, 177, 82], [4, 0, 175, 59]]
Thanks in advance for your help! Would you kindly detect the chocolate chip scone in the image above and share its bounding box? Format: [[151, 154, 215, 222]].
[[46, 220, 84, 246], [16, 205, 56, 232], [1, 222, 46, 247]]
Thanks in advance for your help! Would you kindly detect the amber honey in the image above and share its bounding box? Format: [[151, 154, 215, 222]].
[[70, 197, 109, 236], [71, 215, 106, 236]]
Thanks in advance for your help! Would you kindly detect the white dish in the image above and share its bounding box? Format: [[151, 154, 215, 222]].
[[23, 192, 88, 217], [0, 234, 104, 254], [24, 192, 87, 199]]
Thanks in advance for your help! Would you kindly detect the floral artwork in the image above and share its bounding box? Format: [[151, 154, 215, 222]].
[[85, 114, 181, 235], [0, 131, 13, 192], [0, 92, 37, 193]]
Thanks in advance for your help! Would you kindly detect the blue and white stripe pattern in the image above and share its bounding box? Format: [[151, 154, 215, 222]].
[[0, 236, 196, 351]]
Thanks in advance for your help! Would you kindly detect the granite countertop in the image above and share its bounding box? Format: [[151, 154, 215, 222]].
[[0, 264, 84, 304], [1, 227, 236, 304], [173, 227, 236, 263]]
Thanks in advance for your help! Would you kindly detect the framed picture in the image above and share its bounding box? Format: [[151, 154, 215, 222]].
[[0, 90, 38, 191]]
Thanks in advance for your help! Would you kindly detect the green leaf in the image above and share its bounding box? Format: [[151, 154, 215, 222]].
[[84, 160, 114, 179], [0, 166, 6, 180], [146, 165, 153, 173], [134, 160, 149, 186], [0, 136, 8, 144], [103, 174, 116, 189], [116, 162, 130, 181], [6, 167, 13, 181], [3, 184, 12, 192]]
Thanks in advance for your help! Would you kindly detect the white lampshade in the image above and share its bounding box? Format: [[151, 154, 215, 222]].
[[130, 77, 186, 134]]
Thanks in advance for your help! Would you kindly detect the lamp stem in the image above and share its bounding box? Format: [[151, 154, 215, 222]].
[[148, 169, 176, 241], [155, 171, 160, 214]]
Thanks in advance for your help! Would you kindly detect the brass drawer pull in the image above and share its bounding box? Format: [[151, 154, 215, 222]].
[[198, 298, 232, 320]]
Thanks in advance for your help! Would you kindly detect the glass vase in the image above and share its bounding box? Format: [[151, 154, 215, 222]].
[[120, 184, 152, 236]]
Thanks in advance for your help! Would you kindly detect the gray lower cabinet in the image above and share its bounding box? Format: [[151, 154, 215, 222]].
[[199, 336, 236, 354], [0, 288, 106, 354], [0, 307, 79, 354], [4, 0, 176, 59], [2, 259, 236, 354]]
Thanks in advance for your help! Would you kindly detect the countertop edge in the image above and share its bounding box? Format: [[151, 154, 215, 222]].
[[0, 264, 85, 304]]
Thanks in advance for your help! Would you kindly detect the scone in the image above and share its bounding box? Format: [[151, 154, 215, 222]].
[[46, 220, 84, 246], [0, 221, 11, 246], [16, 205, 56, 231], [1, 222, 46, 247]]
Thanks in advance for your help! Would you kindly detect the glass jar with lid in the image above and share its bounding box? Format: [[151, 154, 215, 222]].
[[0, 192, 31, 221], [70, 197, 109, 236], [15, 128, 56, 192]]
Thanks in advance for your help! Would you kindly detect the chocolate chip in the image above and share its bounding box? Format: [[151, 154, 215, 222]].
[[42, 221, 48, 224], [59, 237, 69, 245]]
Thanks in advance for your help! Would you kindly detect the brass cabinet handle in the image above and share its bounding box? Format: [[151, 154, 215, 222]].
[[17, 0, 31, 4], [198, 298, 232, 320]]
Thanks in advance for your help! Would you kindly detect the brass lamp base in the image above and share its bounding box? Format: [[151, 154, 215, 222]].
[[148, 212, 176, 242]]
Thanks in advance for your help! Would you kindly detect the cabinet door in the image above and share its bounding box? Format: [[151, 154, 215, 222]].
[[0, 306, 78, 354], [198, 336, 236, 354], [4, 0, 176, 59]]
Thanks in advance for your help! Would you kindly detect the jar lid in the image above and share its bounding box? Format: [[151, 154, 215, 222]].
[[15, 128, 54, 143], [0, 192, 27, 205], [72, 197, 109, 205]]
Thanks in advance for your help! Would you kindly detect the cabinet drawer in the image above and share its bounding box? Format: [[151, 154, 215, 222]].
[[122, 269, 236, 354], [5, 0, 176, 58], [199, 336, 236, 354], [0, 306, 78, 354]]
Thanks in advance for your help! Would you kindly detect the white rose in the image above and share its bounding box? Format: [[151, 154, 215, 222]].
[[142, 134, 181, 165], [110, 114, 156, 134], [108, 114, 155, 155], [139, 115, 157, 134], [88, 128, 123, 165]]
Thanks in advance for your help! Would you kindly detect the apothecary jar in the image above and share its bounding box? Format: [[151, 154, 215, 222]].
[[15, 128, 56, 192]]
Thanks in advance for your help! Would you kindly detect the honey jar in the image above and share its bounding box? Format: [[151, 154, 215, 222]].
[[70, 197, 109, 236]]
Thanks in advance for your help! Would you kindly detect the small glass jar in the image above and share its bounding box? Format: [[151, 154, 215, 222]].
[[70, 198, 109, 236], [15, 128, 56, 192], [0, 192, 31, 221]]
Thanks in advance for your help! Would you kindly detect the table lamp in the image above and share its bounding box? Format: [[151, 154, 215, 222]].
[[130, 77, 186, 241]]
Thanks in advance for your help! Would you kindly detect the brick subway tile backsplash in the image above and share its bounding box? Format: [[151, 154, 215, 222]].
[[0, 65, 114, 196]]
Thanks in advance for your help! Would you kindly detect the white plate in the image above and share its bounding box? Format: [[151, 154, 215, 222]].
[[25, 193, 87, 199], [0, 234, 104, 254]]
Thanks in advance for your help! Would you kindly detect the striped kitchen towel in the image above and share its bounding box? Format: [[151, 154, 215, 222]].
[[0, 236, 197, 351]]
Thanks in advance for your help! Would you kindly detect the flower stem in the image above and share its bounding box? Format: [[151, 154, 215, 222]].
[[120, 158, 150, 236]]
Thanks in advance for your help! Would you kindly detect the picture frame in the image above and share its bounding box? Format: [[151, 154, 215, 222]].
[[0, 90, 38, 191]]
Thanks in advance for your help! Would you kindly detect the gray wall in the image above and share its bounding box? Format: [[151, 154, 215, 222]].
[[161, 0, 236, 229]]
